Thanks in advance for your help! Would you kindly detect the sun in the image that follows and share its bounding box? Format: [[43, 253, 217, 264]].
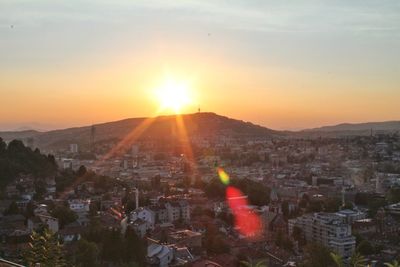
[[155, 78, 192, 113]]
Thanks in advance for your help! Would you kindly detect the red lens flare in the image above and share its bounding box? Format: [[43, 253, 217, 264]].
[[226, 186, 263, 238]]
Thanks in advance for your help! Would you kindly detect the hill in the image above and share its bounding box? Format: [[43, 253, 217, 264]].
[[302, 120, 400, 137], [0, 130, 41, 140], [0, 113, 281, 150], [0, 139, 57, 189]]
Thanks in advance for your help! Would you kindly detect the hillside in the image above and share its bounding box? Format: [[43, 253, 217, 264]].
[[303, 120, 400, 136], [0, 139, 57, 189], [0, 113, 281, 150], [0, 130, 41, 140]]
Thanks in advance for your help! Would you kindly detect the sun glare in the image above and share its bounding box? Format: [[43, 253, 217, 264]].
[[155, 78, 192, 113]]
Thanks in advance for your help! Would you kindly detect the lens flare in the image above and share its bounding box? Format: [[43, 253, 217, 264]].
[[216, 168, 263, 238], [226, 186, 263, 238], [217, 167, 230, 185]]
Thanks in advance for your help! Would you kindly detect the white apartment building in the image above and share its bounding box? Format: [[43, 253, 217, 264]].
[[289, 213, 356, 258], [336, 209, 367, 224], [149, 201, 190, 224], [130, 207, 156, 229], [68, 199, 90, 212], [165, 201, 190, 223]]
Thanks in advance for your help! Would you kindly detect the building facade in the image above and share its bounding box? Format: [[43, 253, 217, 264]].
[[289, 213, 356, 258]]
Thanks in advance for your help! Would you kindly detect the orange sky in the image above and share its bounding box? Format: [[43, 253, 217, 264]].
[[1, 1, 399, 131]]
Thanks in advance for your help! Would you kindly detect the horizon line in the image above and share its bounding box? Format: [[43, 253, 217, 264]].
[[0, 112, 399, 133]]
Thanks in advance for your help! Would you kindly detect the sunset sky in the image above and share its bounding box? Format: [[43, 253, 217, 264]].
[[1, 0, 399, 131]]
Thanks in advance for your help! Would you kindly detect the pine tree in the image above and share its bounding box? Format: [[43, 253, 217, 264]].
[[240, 260, 268, 267], [24, 229, 66, 267], [385, 261, 400, 267]]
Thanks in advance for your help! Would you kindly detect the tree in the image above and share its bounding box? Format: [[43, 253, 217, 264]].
[[204, 223, 229, 254], [282, 200, 289, 218], [0, 138, 6, 153], [324, 197, 341, 212], [331, 252, 366, 267], [349, 252, 366, 267], [385, 261, 400, 267], [83, 218, 103, 243], [77, 165, 87, 177], [25, 200, 35, 218], [357, 240, 374, 255], [89, 201, 100, 217], [302, 243, 334, 267], [299, 194, 310, 208], [24, 229, 66, 267], [307, 199, 323, 212], [100, 229, 123, 262], [330, 252, 344, 267], [240, 260, 268, 267], [123, 228, 146, 265], [292, 226, 305, 245], [0, 139, 57, 190], [50, 205, 78, 228], [387, 187, 400, 204], [33, 179, 47, 200], [75, 238, 99, 267], [4, 201, 20, 215], [367, 197, 387, 217]]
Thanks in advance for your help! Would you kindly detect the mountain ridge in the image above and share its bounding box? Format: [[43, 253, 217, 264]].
[[304, 120, 400, 132], [0, 113, 281, 150], [2, 115, 400, 148]]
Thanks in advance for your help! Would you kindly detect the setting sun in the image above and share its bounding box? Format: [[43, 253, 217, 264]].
[[155, 78, 192, 113]]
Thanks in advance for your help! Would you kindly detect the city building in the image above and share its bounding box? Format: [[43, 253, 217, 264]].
[[70, 143, 79, 153], [289, 213, 356, 258]]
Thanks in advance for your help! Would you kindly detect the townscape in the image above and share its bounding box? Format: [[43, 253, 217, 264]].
[[1, 113, 400, 267], [2, 1, 400, 266]]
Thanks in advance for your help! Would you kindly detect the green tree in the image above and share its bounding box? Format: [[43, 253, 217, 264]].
[[100, 229, 123, 262], [357, 240, 374, 255], [204, 223, 229, 254], [0, 139, 57, 190], [24, 229, 66, 267], [302, 243, 334, 267], [387, 187, 400, 204], [349, 252, 366, 267], [240, 260, 268, 267], [385, 261, 400, 267], [34, 180, 47, 200], [292, 226, 305, 246], [330, 252, 344, 267], [50, 205, 78, 228], [25, 201, 35, 218], [77, 165, 87, 177], [123, 228, 146, 265], [282, 200, 289, 218], [4, 201, 20, 215], [331, 252, 366, 267], [367, 197, 387, 217], [75, 238, 99, 267]]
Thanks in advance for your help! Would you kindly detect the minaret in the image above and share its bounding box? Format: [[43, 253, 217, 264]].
[[135, 188, 139, 210], [341, 187, 346, 208]]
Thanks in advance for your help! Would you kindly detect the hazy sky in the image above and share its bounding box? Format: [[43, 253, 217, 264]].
[[1, 0, 399, 131]]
